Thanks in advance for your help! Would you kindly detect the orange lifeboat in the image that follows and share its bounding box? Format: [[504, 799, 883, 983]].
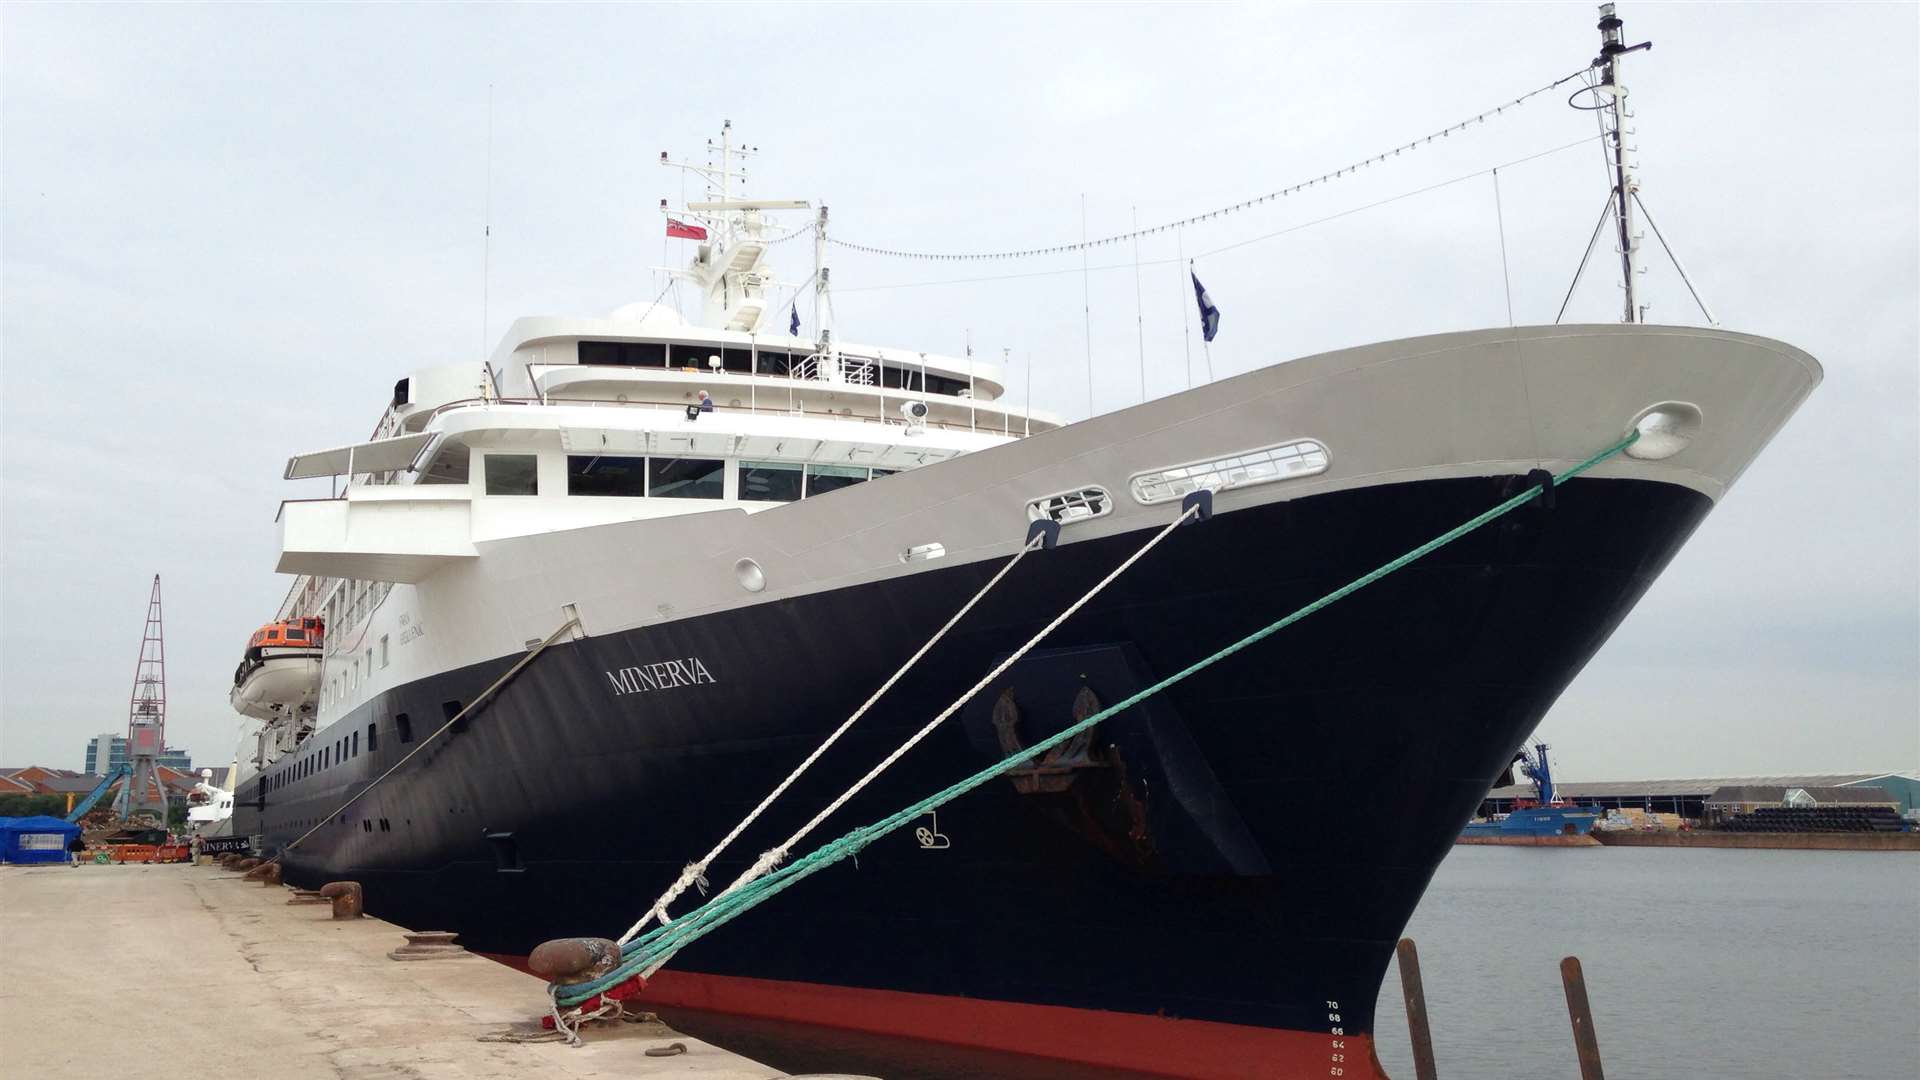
[[247, 616, 325, 650], [230, 616, 325, 721]]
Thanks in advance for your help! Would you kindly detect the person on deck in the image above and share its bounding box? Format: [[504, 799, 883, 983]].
[[67, 833, 85, 867], [697, 390, 715, 413]]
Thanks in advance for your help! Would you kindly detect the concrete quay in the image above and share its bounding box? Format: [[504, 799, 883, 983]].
[[0, 863, 807, 1080]]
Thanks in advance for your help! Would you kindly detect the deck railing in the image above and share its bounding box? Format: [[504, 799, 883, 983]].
[[416, 392, 1031, 437]]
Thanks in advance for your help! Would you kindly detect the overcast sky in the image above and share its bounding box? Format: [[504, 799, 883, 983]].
[[2, 3, 1914, 783]]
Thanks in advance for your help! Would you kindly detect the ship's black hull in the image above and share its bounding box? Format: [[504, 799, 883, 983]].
[[240, 473, 1711, 1076]]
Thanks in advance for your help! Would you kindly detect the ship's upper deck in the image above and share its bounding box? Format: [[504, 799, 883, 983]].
[[260, 122, 1073, 741]]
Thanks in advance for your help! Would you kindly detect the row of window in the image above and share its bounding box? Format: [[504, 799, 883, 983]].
[[577, 340, 974, 397], [483, 454, 895, 502], [263, 701, 461, 794], [323, 633, 390, 713], [740, 461, 873, 502]]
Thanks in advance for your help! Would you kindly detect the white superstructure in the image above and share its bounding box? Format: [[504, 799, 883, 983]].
[[253, 126, 1061, 768]]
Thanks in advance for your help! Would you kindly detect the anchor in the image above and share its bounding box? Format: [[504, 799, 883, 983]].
[[991, 686, 1110, 794], [991, 685, 1154, 869]]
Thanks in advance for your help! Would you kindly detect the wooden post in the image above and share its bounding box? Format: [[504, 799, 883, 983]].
[[1396, 938, 1439, 1080], [1560, 956, 1605, 1080]]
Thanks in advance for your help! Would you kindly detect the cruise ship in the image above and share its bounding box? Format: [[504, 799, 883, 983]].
[[229, 47, 1822, 1080]]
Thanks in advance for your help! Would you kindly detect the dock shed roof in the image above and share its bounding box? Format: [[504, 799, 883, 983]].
[[1486, 773, 1888, 801], [1706, 784, 1898, 806], [34, 775, 106, 795]]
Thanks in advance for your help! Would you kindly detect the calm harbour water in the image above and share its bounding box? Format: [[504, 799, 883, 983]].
[[1372, 845, 1920, 1080], [663, 845, 1919, 1079]]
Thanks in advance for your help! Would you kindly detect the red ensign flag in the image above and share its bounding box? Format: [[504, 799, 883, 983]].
[[666, 218, 708, 240]]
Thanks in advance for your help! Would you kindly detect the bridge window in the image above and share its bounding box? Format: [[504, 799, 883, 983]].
[[806, 464, 868, 498], [739, 461, 803, 503], [880, 364, 970, 397], [649, 457, 724, 500], [419, 442, 470, 485], [579, 340, 667, 367], [484, 454, 539, 496], [567, 455, 647, 497], [756, 349, 797, 377]]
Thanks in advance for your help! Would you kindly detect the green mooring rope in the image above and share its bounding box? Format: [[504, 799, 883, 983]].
[[555, 430, 1640, 1007]]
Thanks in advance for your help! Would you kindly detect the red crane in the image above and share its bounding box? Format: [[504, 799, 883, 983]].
[[113, 575, 171, 825]]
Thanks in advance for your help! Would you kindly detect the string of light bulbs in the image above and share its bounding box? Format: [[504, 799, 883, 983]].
[[827, 65, 1594, 263], [834, 133, 1606, 294], [760, 220, 815, 246]]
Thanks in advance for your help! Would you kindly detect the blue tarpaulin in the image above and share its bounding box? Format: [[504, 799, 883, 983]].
[[0, 815, 82, 864]]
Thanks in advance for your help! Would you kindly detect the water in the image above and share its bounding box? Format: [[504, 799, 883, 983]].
[[1373, 846, 1920, 1080], [664, 846, 1918, 1079]]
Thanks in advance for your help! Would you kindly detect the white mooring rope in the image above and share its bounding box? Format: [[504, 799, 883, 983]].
[[640, 503, 1199, 978], [618, 532, 1048, 945]]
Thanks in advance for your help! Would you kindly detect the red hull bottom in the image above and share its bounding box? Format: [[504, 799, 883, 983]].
[[482, 954, 1386, 1080]]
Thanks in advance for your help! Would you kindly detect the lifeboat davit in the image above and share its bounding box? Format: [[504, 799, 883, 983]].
[[229, 617, 324, 722]]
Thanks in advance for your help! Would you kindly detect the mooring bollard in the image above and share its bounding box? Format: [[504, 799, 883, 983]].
[[385, 926, 468, 957], [528, 937, 621, 984], [318, 880, 364, 920], [245, 861, 282, 885], [388, 930, 469, 961], [1396, 938, 1439, 1080], [1560, 956, 1605, 1080], [234, 857, 260, 872]]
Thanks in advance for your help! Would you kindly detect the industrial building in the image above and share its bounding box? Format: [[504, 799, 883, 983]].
[[82, 732, 192, 774], [1480, 772, 1920, 821]]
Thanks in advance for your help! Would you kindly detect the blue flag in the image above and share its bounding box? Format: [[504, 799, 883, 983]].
[[1191, 270, 1220, 343], [789, 303, 800, 336]]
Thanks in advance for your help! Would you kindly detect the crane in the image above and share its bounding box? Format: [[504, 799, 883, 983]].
[[111, 576, 171, 826], [64, 765, 131, 823], [1502, 742, 1559, 807]]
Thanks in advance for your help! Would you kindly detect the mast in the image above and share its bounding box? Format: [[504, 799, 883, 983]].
[[1595, 4, 1652, 323], [814, 203, 836, 382], [661, 122, 808, 335]]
